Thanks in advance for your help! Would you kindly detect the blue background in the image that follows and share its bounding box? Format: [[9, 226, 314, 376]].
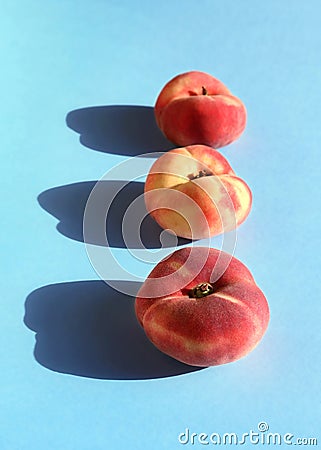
[[2, 1, 320, 448]]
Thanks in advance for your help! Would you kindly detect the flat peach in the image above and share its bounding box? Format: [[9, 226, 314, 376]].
[[135, 247, 269, 367], [155, 71, 246, 148], [145, 145, 252, 240]]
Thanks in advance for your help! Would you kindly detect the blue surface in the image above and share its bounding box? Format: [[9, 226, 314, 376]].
[[2, 1, 321, 448]]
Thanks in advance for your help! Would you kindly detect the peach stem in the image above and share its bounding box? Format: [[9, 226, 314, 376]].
[[188, 169, 213, 181], [189, 282, 214, 298]]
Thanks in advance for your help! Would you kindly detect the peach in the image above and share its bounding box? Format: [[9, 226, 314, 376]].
[[155, 71, 246, 148], [144, 145, 252, 240], [135, 247, 269, 367]]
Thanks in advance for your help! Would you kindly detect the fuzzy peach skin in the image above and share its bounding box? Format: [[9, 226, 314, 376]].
[[135, 247, 269, 367], [155, 71, 246, 148], [144, 145, 252, 240]]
